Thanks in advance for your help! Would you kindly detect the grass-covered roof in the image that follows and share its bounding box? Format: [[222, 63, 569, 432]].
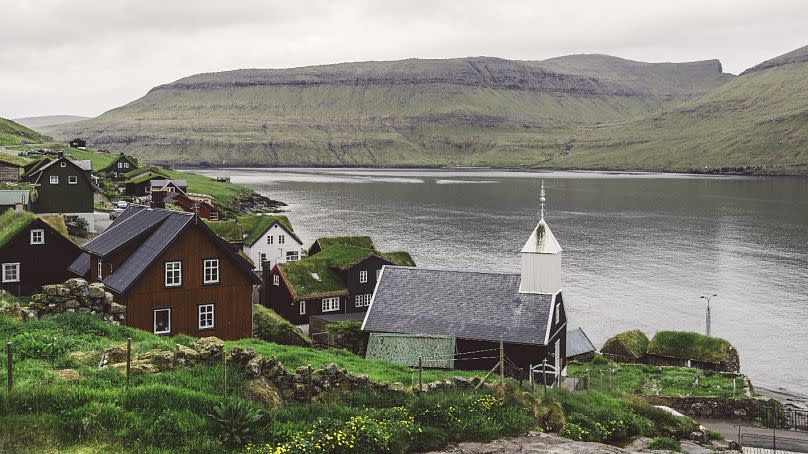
[[0, 152, 28, 167], [123, 166, 166, 179], [601, 329, 650, 358], [279, 244, 415, 299], [0, 209, 35, 248], [127, 171, 168, 184], [648, 331, 737, 364], [311, 236, 374, 254], [206, 214, 298, 245]]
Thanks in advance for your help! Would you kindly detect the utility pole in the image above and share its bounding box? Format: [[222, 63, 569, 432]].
[[700, 294, 717, 336]]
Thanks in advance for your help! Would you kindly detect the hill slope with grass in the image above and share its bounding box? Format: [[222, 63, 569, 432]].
[[0, 117, 51, 146], [46, 55, 734, 168]]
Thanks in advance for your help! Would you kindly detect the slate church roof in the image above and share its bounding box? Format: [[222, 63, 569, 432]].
[[566, 327, 597, 359], [362, 266, 554, 346]]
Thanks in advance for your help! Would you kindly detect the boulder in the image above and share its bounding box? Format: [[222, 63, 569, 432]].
[[64, 278, 88, 292], [99, 344, 128, 368], [88, 283, 107, 299], [230, 347, 257, 365], [0, 301, 28, 322], [388, 382, 406, 392], [452, 376, 470, 387], [112, 360, 159, 375], [108, 302, 126, 315], [65, 299, 81, 309], [55, 368, 80, 382], [245, 355, 266, 379], [190, 337, 224, 362], [245, 377, 283, 407], [176, 344, 199, 366], [137, 349, 176, 371]]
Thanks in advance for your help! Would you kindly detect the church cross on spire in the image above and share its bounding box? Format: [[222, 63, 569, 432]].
[[539, 180, 546, 220]]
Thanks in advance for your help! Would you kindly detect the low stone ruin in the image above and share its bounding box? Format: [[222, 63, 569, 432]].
[[98, 336, 483, 405], [27, 278, 126, 324]]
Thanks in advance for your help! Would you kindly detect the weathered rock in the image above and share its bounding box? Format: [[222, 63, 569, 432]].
[[88, 283, 107, 299], [425, 432, 639, 453], [190, 337, 224, 362], [55, 369, 80, 382], [245, 356, 265, 378], [0, 301, 28, 322], [388, 382, 406, 392], [176, 344, 199, 366], [137, 349, 176, 371], [99, 344, 128, 368], [245, 377, 283, 407], [230, 347, 257, 365], [452, 376, 470, 387], [108, 303, 126, 315], [112, 360, 159, 375], [65, 299, 81, 309]]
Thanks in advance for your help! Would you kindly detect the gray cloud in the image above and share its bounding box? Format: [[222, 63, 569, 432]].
[[2, 0, 806, 118]]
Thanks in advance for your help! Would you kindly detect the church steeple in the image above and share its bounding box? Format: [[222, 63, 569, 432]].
[[519, 181, 562, 294]]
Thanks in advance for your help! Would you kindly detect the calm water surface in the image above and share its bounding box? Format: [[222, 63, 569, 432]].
[[191, 168, 808, 394]]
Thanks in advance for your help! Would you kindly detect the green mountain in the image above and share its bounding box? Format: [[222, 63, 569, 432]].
[[44, 47, 808, 173], [0, 117, 51, 146]]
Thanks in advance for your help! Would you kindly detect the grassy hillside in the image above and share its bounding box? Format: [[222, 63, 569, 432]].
[[45, 55, 736, 168], [0, 117, 50, 146]]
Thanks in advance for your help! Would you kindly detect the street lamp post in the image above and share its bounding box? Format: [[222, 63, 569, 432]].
[[699, 294, 717, 336]]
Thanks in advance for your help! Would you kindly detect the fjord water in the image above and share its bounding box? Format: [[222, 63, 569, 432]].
[[194, 168, 808, 394]]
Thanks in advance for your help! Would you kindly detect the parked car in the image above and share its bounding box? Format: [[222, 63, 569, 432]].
[[109, 208, 125, 220], [115, 200, 128, 209]]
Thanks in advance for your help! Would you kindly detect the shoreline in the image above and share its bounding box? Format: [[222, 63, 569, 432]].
[[755, 385, 808, 411]]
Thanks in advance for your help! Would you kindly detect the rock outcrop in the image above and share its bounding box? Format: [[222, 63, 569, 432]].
[[27, 278, 125, 324]]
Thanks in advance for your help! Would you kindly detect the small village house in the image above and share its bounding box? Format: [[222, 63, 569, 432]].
[[163, 192, 220, 220], [264, 237, 415, 325], [67, 205, 259, 340], [0, 209, 83, 296], [97, 153, 139, 177], [149, 179, 188, 195], [0, 154, 26, 182], [363, 183, 567, 376], [123, 169, 171, 196], [23, 156, 96, 231], [565, 327, 597, 362], [68, 138, 86, 148], [207, 214, 304, 270]]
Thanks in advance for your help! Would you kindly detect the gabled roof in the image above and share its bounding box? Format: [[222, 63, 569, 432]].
[[22, 157, 52, 175], [521, 218, 562, 254], [150, 179, 187, 187], [206, 214, 301, 246], [127, 171, 167, 184], [25, 157, 93, 186], [309, 236, 374, 255], [0, 209, 73, 249], [98, 154, 138, 172], [69, 205, 258, 293], [362, 266, 555, 346], [278, 244, 414, 299], [0, 153, 27, 167], [566, 327, 597, 359], [124, 166, 168, 179]]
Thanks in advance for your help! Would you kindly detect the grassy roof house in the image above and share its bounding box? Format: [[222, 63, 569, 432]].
[[647, 331, 740, 372], [207, 214, 300, 246], [601, 329, 650, 362], [308, 235, 375, 256]]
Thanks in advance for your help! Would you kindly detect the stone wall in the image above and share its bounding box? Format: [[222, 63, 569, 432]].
[[27, 278, 125, 324], [643, 395, 780, 422]]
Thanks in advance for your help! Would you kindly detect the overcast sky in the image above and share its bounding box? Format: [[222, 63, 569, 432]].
[[2, 0, 806, 119]]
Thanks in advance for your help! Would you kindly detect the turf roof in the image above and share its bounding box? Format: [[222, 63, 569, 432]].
[[127, 171, 168, 184], [123, 166, 167, 179], [206, 214, 298, 245], [312, 236, 374, 253], [648, 331, 736, 364], [0, 209, 35, 248], [0, 153, 28, 167], [601, 329, 650, 358], [279, 244, 415, 299]]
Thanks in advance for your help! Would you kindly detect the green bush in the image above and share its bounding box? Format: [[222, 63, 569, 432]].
[[591, 354, 611, 366], [324, 321, 364, 354], [705, 429, 724, 440], [208, 399, 266, 447], [649, 436, 681, 451]]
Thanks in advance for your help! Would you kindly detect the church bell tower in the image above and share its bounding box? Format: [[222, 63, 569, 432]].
[[519, 181, 562, 294]]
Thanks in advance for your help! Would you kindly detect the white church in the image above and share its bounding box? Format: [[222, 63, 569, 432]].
[[362, 182, 568, 377]]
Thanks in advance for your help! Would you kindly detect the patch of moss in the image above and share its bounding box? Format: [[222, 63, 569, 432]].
[[0, 208, 35, 248]]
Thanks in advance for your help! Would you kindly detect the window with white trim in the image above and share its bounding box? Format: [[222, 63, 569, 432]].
[[68, 175, 78, 184], [267, 236, 274, 244], [60, 162, 67, 168], [49, 175, 59, 184], [154, 308, 171, 334], [355, 294, 372, 307], [285, 251, 299, 261], [203, 259, 219, 284], [117, 162, 123, 169], [273, 275, 279, 286], [299, 301, 306, 315], [198, 304, 215, 329], [97, 259, 103, 279], [278, 235, 285, 244], [30, 229, 44, 245], [322, 297, 339, 312], [209, 210, 218, 220], [359, 270, 368, 283], [164, 261, 182, 287], [2, 263, 20, 283]]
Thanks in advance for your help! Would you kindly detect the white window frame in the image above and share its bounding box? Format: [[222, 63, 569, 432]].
[[153, 308, 171, 334], [286, 250, 299, 262], [49, 175, 59, 184], [60, 162, 67, 168], [198, 304, 215, 330], [273, 275, 279, 286], [299, 301, 306, 315], [164, 261, 182, 287], [278, 235, 285, 244], [203, 259, 220, 284], [209, 210, 218, 221], [30, 229, 44, 245], [359, 270, 368, 283], [68, 175, 78, 184], [355, 294, 371, 307], [2, 263, 20, 283], [322, 297, 340, 312], [267, 235, 274, 244], [97, 259, 103, 280], [117, 162, 123, 169]]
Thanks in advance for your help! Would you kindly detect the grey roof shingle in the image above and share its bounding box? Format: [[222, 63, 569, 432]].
[[68, 252, 90, 276], [566, 327, 597, 359], [82, 208, 173, 256], [363, 266, 554, 345]]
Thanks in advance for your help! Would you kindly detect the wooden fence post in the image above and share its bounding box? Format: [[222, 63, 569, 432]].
[[306, 365, 312, 403], [222, 350, 228, 397], [6, 342, 12, 395], [499, 338, 504, 384], [125, 338, 131, 390], [418, 356, 423, 394], [528, 363, 533, 391], [542, 359, 547, 392]]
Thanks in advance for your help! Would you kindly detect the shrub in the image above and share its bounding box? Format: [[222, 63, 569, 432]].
[[324, 321, 364, 354], [705, 429, 724, 440], [591, 354, 611, 366], [208, 398, 266, 447], [649, 436, 681, 451], [64, 216, 89, 237]]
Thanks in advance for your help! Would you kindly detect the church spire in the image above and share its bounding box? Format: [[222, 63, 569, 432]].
[[520, 181, 562, 294], [540, 180, 546, 220]]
